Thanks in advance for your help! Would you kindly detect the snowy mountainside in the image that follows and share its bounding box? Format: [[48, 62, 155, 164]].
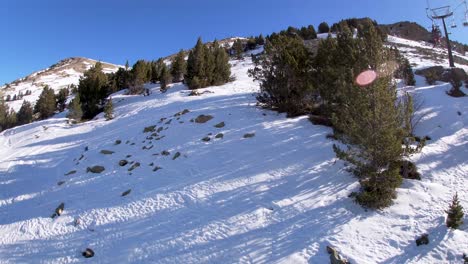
[[0, 38, 467, 263], [1, 57, 121, 112]]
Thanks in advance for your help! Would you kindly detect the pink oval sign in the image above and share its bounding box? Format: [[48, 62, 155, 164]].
[[355, 70, 377, 87]]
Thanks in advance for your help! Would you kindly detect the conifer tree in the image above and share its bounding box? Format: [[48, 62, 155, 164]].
[[104, 98, 114, 120], [17, 100, 33, 125], [129, 60, 150, 94], [160, 64, 172, 91], [67, 96, 83, 121], [34, 85, 57, 119], [233, 39, 244, 59], [0, 100, 8, 131], [318, 22, 330, 33], [212, 40, 231, 85], [56, 88, 70, 112], [331, 21, 405, 209], [248, 34, 313, 116], [171, 50, 187, 83], [256, 34, 265, 46], [185, 37, 207, 89], [446, 192, 464, 229], [78, 62, 108, 119], [203, 44, 215, 86]]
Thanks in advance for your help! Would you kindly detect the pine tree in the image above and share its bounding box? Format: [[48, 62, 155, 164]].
[[318, 22, 330, 34], [17, 100, 33, 125], [129, 60, 150, 94], [233, 39, 244, 59], [0, 100, 8, 131], [78, 62, 109, 119], [56, 88, 70, 112], [160, 64, 172, 91], [104, 98, 114, 120], [170, 50, 187, 83], [446, 192, 464, 229], [256, 34, 265, 46], [331, 22, 405, 209], [185, 37, 207, 89], [248, 34, 313, 116], [34, 85, 57, 119], [212, 40, 231, 85], [67, 96, 83, 121], [203, 44, 215, 86], [125, 60, 129, 71]]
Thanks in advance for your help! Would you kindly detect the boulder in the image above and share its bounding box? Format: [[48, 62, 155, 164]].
[[82, 248, 95, 258], [195, 115, 213, 124], [87, 166, 105, 174], [243, 133, 255, 138], [119, 160, 128, 166], [100, 150, 114, 155], [326, 246, 350, 264], [214, 122, 225, 128]]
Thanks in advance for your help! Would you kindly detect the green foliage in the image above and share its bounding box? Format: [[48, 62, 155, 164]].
[[34, 85, 57, 119], [78, 62, 108, 119], [17, 100, 33, 125], [446, 192, 464, 229], [160, 63, 172, 91], [56, 88, 70, 112], [185, 37, 231, 89], [447, 70, 466, 97], [255, 34, 265, 46], [248, 34, 314, 116], [318, 22, 330, 33], [329, 21, 406, 209], [425, 68, 439, 85], [67, 96, 83, 121], [170, 50, 187, 83], [129, 60, 151, 94], [233, 39, 244, 59], [104, 98, 114, 120], [299, 25, 317, 40]]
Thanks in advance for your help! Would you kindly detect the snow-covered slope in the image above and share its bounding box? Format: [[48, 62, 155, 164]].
[[0, 41, 467, 263], [1, 58, 121, 112]]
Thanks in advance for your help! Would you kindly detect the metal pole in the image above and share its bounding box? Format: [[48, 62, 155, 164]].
[[441, 17, 455, 67]]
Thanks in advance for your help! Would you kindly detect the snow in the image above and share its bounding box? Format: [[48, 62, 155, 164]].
[[0, 43, 467, 263]]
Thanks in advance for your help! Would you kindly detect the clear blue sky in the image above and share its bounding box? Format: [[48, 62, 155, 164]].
[[1, 0, 467, 84]]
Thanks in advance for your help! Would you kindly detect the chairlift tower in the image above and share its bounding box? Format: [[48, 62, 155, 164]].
[[430, 6, 455, 67]]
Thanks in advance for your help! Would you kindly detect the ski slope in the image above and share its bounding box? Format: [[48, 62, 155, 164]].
[[0, 43, 467, 263]]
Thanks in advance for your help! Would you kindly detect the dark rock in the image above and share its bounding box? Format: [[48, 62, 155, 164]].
[[194, 115, 213, 124], [121, 189, 131, 197], [153, 166, 162, 172], [143, 125, 156, 133], [416, 234, 429, 246], [87, 166, 105, 174], [214, 122, 225, 128], [128, 162, 140, 171], [115, 140, 122, 145], [202, 136, 211, 142], [174, 109, 190, 117], [173, 152, 181, 160], [82, 248, 95, 258], [119, 160, 128, 166], [215, 133, 224, 139], [161, 150, 170, 156], [243, 133, 255, 138], [57, 181, 66, 186], [157, 127, 164, 133], [55, 203, 65, 216], [326, 246, 350, 264], [65, 170, 76, 176], [100, 150, 114, 155]]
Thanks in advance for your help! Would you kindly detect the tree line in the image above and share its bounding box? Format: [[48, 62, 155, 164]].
[[249, 19, 418, 209]]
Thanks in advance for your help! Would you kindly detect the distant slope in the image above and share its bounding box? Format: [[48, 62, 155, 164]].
[[1, 57, 121, 112]]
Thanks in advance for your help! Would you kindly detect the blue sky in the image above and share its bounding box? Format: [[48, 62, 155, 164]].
[[1, 0, 467, 84]]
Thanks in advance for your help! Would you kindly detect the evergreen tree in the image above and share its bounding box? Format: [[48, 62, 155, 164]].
[[185, 37, 207, 89], [446, 192, 464, 229], [125, 60, 129, 71], [212, 40, 231, 85], [300, 25, 317, 40], [248, 34, 314, 116], [6, 109, 16, 128], [233, 39, 244, 59], [67, 95, 83, 121], [256, 34, 265, 46], [203, 43, 215, 86], [160, 64, 172, 91], [129, 60, 150, 94], [318, 22, 330, 34], [104, 98, 114, 120], [78, 62, 108, 119], [56, 88, 70, 112], [171, 50, 187, 83], [0, 100, 8, 131], [17, 100, 34, 125], [34, 85, 57, 119], [331, 22, 405, 209]]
